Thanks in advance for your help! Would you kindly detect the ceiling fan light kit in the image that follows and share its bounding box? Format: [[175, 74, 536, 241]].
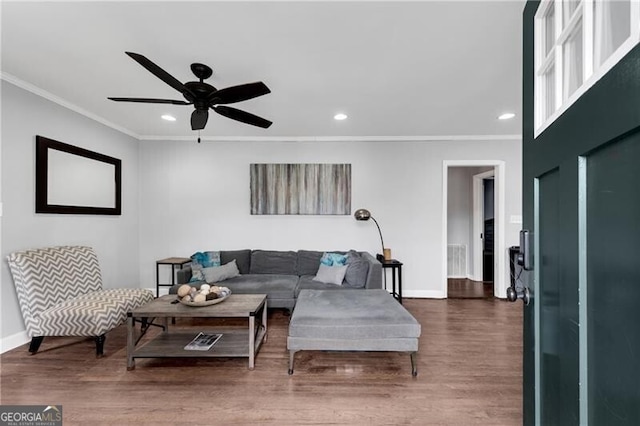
[[108, 52, 272, 139]]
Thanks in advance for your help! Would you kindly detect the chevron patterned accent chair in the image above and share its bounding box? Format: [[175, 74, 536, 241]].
[[6, 245, 154, 357]]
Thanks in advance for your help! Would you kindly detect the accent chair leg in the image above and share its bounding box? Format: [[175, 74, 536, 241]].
[[410, 352, 418, 377], [95, 334, 106, 358], [288, 350, 297, 375], [29, 336, 44, 354]]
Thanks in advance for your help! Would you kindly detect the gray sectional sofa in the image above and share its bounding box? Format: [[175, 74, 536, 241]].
[[172, 249, 382, 310]]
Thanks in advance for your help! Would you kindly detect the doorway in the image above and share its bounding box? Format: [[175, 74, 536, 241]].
[[473, 170, 495, 284], [442, 160, 506, 299]]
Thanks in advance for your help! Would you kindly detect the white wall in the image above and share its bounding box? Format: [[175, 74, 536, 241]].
[[0, 82, 141, 347], [447, 166, 492, 278], [0, 81, 523, 351], [139, 138, 522, 299]]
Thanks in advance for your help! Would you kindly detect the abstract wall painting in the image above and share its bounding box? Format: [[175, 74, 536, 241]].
[[250, 163, 351, 215]]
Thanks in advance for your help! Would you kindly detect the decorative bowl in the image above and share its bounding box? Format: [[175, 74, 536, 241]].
[[178, 291, 231, 307]]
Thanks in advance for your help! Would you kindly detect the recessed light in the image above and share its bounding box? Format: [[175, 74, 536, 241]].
[[161, 114, 176, 121], [498, 113, 515, 120], [334, 113, 348, 121]]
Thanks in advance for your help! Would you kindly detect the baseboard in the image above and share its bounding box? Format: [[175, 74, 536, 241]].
[[0, 330, 29, 354], [402, 290, 446, 299]]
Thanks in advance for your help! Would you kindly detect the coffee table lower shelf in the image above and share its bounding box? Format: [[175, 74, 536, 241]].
[[131, 327, 266, 360]]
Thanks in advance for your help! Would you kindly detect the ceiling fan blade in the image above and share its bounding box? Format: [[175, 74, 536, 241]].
[[209, 82, 271, 105], [108, 97, 191, 105], [125, 52, 191, 96], [191, 109, 209, 131], [214, 106, 272, 128]]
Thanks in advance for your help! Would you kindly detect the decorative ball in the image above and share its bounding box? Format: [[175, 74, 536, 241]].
[[189, 287, 197, 296], [200, 284, 211, 292], [193, 293, 206, 303], [206, 292, 219, 301], [182, 294, 192, 302], [177, 284, 192, 298]]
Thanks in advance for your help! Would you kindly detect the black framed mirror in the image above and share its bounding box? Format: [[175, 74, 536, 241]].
[[35, 136, 121, 215]]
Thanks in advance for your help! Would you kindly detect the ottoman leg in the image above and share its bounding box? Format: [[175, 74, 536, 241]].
[[288, 350, 298, 375], [410, 352, 418, 377]]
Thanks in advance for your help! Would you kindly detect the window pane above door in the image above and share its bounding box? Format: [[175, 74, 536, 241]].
[[544, 64, 557, 120], [594, 0, 631, 66], [545, 3, 557, 55], [563, 19, 584, 100], [563, 0, 581, 27]]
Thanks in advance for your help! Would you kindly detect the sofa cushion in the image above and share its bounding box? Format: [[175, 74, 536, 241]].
[[343, 250, 370, 288], [250, 250, 298, 275], [296, 250, 323, 276], [296, 275, 354, 297], [220, 250, 251, 275], [313, 264, 348, 285], [290, 289, 421, 340], [223, 274, 298, 299], [202, 260, 240, 283]]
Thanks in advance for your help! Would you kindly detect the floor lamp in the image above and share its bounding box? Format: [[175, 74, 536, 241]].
[[354, 208, 391, 260]]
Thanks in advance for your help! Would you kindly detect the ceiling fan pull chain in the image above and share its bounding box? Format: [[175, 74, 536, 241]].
[[197, 130, 201, 144]]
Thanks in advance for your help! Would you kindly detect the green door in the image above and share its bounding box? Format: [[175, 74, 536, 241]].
[[521, 2, 640, 425]]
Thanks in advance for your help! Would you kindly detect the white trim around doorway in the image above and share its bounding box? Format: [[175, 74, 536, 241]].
[[442, 160, 506, 298]]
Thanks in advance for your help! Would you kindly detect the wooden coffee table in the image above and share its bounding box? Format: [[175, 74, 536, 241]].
[[126, 294, 267, 370]]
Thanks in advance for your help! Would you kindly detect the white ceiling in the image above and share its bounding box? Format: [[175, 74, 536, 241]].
[[1, 1, 524, 140]]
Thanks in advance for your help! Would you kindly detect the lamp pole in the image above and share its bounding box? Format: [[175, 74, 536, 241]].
[[370, 215, 385, 256]]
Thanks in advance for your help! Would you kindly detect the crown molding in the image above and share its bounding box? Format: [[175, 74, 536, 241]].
[[1, 72, 140, 139], [138, 134, 522, 142], [3, 73, 521, 143]]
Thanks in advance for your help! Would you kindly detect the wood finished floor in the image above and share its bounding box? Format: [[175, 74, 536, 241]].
[[447, 278, 494, 299], [0, 298, 522, 425]]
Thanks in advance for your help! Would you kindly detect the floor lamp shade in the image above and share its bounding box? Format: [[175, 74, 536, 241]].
[[354, 208, 391, 260]]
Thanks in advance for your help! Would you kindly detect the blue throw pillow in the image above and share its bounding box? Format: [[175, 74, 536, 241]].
[[190, 251, 221, 268], [320, 252, 347, 266], [189, 264, 205, 283], [189, 251, 221, 282]]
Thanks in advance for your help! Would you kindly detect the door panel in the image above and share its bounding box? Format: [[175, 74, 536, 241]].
[[523, 1, 640, 424], [586, 132, 640, 425], [537, 169, 579, 425]]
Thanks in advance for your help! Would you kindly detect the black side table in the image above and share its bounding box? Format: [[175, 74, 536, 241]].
[[380, 258, 403, 304], [156, 257, 191, 297]]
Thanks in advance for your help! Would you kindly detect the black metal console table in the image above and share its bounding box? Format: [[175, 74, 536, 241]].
[[380, 258, 403, 304], [155, 257, 191, 297]]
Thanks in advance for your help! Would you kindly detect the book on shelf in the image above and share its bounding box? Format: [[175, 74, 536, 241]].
[[184, 332, 223, 351]]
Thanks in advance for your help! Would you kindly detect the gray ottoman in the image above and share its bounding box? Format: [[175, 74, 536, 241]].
[[287, 289, 421, 376]]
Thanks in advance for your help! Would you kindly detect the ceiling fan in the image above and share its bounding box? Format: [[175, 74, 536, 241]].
[[108, 52, 272, 132]]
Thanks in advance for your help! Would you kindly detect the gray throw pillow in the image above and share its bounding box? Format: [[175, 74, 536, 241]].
[[313, 264, 348, 285], [202, 260, 240, 283], [343, 250, 369, 288]]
